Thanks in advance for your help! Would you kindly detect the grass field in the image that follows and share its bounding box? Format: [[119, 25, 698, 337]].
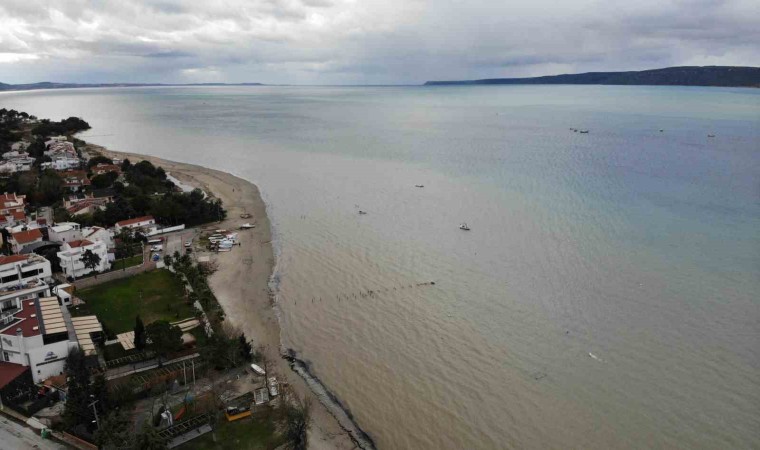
[[73, 269, 195, 334], [177, 411, 284, 450]]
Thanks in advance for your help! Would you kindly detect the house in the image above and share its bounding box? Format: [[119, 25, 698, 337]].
[[57, 239, 111, 278], [0, 283, 81, 382], [10, 141, 30, 152], [0, 210, 28, 229], [0, 254, 52, 291], [64, 196, 111, 217], [0, 193, 25, 216], [82, 226, 115, 249], [2, 151, 35, 172], [8, 229, 43, 254], [41, 155, 81, 171], [60, 171, 90, 192], [47, 222, 82, 243], [91, 163, 121, 176], [114, 215, 155, 233]]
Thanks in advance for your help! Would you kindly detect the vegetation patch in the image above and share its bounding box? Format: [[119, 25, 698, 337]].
[[73, 269, 194, 334]]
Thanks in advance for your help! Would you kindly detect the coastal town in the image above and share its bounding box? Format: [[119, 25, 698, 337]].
[[0, 108, 327, 449]]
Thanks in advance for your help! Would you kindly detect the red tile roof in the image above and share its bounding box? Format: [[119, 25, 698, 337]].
[[0, 362, 28, 389], [67, 239, 93, 248], [11, 210, 26, 221], [11, 228, 43, 244], [1, 298, 41, 338], [116, 216, 154, 227], [0, 254, 30, 265]]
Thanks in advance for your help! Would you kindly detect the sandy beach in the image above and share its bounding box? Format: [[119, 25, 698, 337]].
[[91, 144, 357, 450]]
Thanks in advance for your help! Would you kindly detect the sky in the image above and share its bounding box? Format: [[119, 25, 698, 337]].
[[0, 0, 758, 85]]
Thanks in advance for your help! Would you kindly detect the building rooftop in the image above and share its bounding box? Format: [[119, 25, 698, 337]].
[[0, 254, 30, 266], [39, 297, 67, 335], [66, 239, 94, 248], [0, 362, 28, 389], [11, 228, 43, 244], [1, 297, 41, 338], [116, 216, 154, 227], [71, 316, 102, 356]]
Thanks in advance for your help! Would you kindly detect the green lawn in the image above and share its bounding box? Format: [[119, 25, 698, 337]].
[[113, 254, 144, 270], [72, 269, 194, 334], [177, 413, 284, 450]]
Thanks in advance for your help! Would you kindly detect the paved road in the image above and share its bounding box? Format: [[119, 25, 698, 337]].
[[0, 416, 65, 450]]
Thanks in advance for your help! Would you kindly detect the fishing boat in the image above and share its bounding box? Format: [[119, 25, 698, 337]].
[[268, 377, 279, 396], [579, 130, 589, 134], [459, 223, 470, 231], [358, 210, 367, 215], [415, 184, 424, 188], [707, 134, 715, 138]]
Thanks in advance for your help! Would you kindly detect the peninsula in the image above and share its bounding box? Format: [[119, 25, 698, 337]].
[[424, 65, 760, 87]]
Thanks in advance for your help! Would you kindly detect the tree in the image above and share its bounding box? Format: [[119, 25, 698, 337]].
[[82, 249, 101, 275], [283, 397, 312, 450], [95, 411, 133, 449], [134, 421, 168, 450], [63, 348, 94, 428], [145, 320, 182, 365], [239, 333, 253, 362], [134, 315, 147, 351]]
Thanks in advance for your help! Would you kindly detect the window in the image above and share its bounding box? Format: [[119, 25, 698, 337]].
[[3, 351, 9, 362], [1, 273, 19, 284]]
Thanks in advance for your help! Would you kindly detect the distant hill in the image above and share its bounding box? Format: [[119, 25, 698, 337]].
[[424, 66, 760, 88], [0, 81, 265, 92]]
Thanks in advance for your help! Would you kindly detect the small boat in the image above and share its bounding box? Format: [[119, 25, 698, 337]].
[[240, 213, 252, 219], [240, 223, 254, 229], [268, 377, 279, 396], [249, 363, 265, 376], [358, 210, 367, 215], [579, 130, 589, 134], [707, 134, 715, 138], [415, 184, 424, 188], [459, 223, 470, 231]]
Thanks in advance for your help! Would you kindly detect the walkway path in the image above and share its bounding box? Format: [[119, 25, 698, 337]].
[[0, 415, 65, 450]]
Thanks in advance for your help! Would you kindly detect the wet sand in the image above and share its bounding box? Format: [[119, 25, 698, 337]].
[[91, 144, 357, 450]]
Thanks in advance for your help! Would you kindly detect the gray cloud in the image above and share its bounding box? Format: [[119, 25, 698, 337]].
[[0, 0, 757, 84]]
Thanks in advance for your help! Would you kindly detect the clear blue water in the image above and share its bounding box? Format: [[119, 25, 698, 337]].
[[2, 85, 759, 449]]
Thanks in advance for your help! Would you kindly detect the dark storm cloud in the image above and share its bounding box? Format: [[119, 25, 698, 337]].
[[0, 0, 756, 84]]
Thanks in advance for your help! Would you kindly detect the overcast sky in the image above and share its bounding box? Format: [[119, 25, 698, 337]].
[[0, 0, 758, 84]]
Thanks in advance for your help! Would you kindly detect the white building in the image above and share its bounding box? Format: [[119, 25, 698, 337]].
[[0, 254, 52, 291], [0, 282, 90, 383], [57, 239, 111, 278], [114, 215, 156, 233], [41, 155, 80, 171], [47, 222, 82, 243], [82, 226, 115, 249]]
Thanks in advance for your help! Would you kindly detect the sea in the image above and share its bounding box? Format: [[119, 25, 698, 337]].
[[2, 85, 759, 449]]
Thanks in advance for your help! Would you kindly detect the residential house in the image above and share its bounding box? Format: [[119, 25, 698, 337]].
[[0, 254, 52, 291], [0, 193, 25, 217], [0, 283, 83, 382], [91, 163, 121, 176], [63, 193, 112, 217], [8, 229, 43, 254], [57, 239, 111, 278], [60, 171, 90, 192], [1, 151, 35, 172], [114, 215, 156, 233], [41, 155, 80, 171], [82, 226, 115, 249], [0, 210, 27, 229], [47, 222, 82, 243]]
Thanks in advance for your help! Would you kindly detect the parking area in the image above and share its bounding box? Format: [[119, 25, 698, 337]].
[[149, 229, 196, 260]]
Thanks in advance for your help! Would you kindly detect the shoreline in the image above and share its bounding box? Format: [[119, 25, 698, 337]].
[[88, 143, 362, 450]]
